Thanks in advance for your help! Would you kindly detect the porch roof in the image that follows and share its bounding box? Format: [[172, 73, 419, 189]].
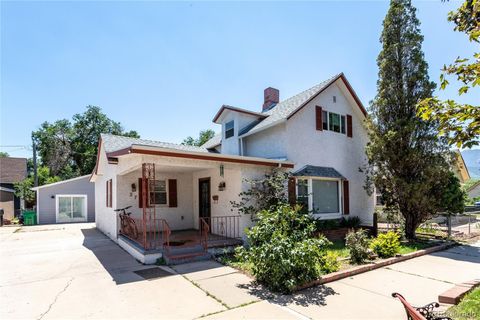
[[101, 134, 294, 169], [292, 165, 345, 179]]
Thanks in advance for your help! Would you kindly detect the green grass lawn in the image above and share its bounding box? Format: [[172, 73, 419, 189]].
[[326, 239, 436, 258], [446, 287, 480, 320]]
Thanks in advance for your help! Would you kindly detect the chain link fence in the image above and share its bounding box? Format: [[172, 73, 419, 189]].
[[376, 206, 480, 240]]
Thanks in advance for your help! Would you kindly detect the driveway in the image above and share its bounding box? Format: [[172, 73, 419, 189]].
[[1, 224, 479, 319], [0, 224, 226, 319]]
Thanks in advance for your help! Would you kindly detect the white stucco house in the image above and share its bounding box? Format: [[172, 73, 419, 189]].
[[90, 72, 375, 263]]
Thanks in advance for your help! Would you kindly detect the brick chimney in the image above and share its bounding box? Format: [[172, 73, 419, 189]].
[[263, 87, 279, 112]]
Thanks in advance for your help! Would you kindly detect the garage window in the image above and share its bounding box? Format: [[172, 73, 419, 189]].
[[56, 195, 87, 223]]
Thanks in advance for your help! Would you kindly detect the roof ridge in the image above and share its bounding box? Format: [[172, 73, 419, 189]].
[[266, 73, 342, 114], [101, 133, 206, 150]]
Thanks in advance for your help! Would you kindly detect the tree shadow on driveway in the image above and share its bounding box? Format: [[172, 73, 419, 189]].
[[237, 281, 337, 307]]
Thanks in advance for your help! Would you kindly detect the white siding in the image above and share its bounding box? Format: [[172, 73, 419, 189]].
[[285, 83, 374, 224], [243, 123, 287, 159], [116, 169, 194, 230], [94, 149, 118, 241]]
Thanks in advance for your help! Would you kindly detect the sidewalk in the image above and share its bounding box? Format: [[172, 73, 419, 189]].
[[193, 241, 480, 319]]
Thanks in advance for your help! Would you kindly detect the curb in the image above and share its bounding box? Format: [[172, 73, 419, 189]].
[[294, 241, 457, 292]]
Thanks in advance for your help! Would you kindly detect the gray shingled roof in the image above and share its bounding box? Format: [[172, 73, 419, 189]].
[[201, 73, 341, 149], [201, 133, 222, 149], [0, 157, 27, 183], [292, 165, 345, 179], [101, 134, 210, 154], [241, 73, 341, 136]]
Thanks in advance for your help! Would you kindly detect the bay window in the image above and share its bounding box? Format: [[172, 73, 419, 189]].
[[296, 178, 342, 217]]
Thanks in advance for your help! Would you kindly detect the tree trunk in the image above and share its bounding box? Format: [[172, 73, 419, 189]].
[[404, 213, 417, 240]]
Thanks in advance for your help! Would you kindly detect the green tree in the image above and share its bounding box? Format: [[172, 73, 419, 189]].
[[0, 152, 9, 157], [14, 166, 61, 202], [32, 105, 139, 179], [182, 129, 215, 147], [71, 105, 139, 175], [32, 119, 74, 177], [418, 0, 479, 148], [365, 0, 453, 239]]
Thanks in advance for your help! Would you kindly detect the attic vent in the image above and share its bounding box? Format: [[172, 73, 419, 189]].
[[333, 96, 337, 103]]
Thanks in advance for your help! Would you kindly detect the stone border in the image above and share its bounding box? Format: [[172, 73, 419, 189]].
[[438, 279, 480, 304], [294, 241, 457, 292]]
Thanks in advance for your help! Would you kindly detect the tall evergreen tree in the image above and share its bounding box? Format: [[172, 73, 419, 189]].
[[366, 0, 456, 239]]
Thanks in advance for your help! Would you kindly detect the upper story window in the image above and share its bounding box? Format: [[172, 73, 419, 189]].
[[322, 110, 345, 134], [225, 120, 234, 139]]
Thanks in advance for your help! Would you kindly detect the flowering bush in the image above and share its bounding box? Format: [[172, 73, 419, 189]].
[[370, 231, 400, 258], [346, 229, 371, 264]]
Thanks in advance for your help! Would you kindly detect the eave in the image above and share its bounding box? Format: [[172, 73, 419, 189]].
[[107, 144, 294, 168]]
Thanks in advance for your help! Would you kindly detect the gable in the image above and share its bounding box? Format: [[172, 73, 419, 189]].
[[287, 74, 367, 121]]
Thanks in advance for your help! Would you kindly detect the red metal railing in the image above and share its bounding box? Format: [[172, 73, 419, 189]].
[[201, 215, 241, 239], [119, 215, 240, 252], [162, 219, 172, 254], [200, 218, 209, 250]]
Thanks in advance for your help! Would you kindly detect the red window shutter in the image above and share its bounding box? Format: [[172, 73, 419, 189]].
[[106, 181, 109, 207], [346, 114, 353, 138], [316, 106, 323, 131], [168, 179, 178, 207], [138, 178, 144, 208], [288, 177, 296, 206], [109, 179, 113, 208], [343, 180, 350, 215]]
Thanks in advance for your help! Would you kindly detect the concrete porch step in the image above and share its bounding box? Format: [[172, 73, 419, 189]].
[[167, 244, 205, 255], [164, 251, 212, 265]]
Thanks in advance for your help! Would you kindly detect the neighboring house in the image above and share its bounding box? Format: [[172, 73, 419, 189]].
[[91, 72, 375, 263], [0, 157, 27, 221], [32, 175, 95, 224], [467, 180, 480, 199], [453, 150, 471, 184]]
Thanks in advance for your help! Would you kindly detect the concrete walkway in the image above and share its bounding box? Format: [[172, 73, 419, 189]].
[[1, 224, 479, 319], [197, 241, 479, 320]]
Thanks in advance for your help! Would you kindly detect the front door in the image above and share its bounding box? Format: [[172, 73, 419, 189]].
[[198, 178, 211, 222]]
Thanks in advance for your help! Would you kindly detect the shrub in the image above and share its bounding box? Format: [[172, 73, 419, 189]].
[[315, 218, 340, 231], [319, 251, 340, 274], [339, 216, 362, 228], [238, 204, 331, 293], [370, 231, 400, 258], [345, 229, 371, 264]]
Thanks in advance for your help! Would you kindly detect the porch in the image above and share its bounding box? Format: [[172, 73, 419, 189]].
[[120, 216, 243, 252], [114, 159, 249, 263]]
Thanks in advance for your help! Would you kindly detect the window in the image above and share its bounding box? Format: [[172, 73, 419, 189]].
[[225, 120, 234, 139], [297, 178, 341, 216], [57, 195, 87, 223], [323, 111, 346, 134], [149, 180, 167, 206], [106, 179, 112, 208], [312, 180, 339, 213], [297, 179, 309, 208]]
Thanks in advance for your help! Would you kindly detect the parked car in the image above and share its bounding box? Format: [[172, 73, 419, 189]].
[[475, 201, 480, 207]]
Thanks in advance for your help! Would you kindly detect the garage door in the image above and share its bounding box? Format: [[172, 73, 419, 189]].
[[56, 195, 87, 223]]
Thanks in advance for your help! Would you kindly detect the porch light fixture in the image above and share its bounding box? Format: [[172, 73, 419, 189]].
[[218, 181, 226, 191], [212, 195, 219, 204], [220, 164, 224, 177], [131, 183, 137, 193]]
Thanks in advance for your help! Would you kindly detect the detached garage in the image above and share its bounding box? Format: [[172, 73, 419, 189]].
[[32, 175, 95, 224]]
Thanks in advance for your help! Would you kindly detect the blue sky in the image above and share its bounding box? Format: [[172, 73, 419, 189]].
[[1, 1, 478, 159]]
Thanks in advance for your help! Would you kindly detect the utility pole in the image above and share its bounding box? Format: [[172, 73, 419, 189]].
[[33, 139, 38, 187]]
